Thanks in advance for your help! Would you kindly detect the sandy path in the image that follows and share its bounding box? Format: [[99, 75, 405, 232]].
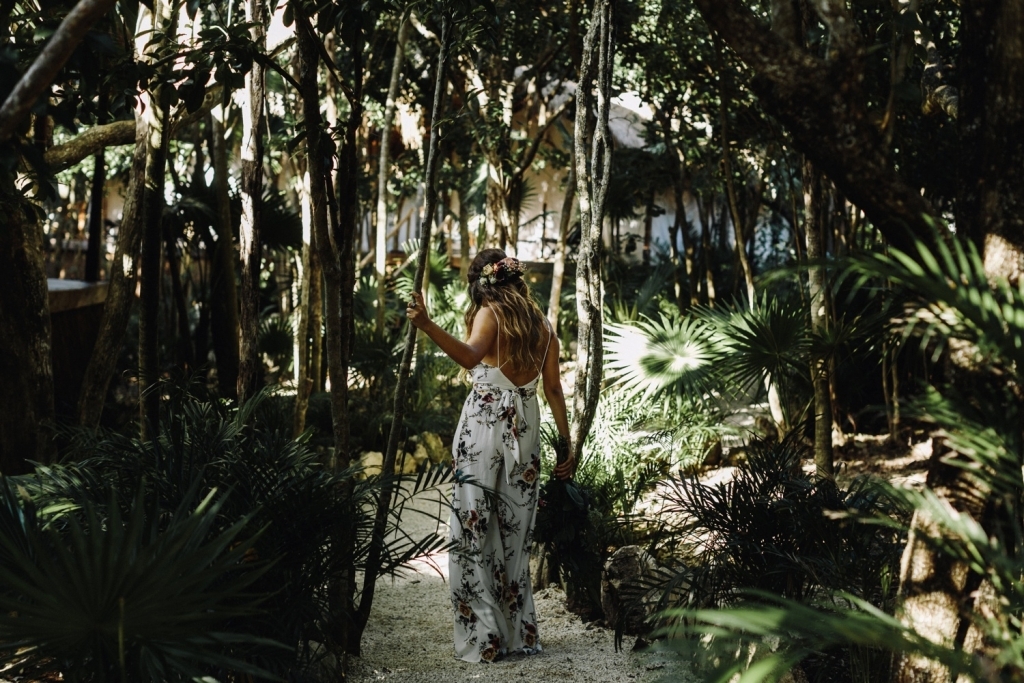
[[346, 488, 693, 683]]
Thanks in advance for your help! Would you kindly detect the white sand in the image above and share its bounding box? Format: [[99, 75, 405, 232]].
[[346, 488, 694, 683]]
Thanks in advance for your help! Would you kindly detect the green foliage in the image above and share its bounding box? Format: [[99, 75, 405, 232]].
[[604, 293, 812, 412], [6, 390, 452, 681], [534, 386, 727, 618], [605, 312, 719, 402], [659, 434, 904, 608], [579, 390, 725, 481], [0, 481, 279, 682], [660, 234, 1024, 681], [346, 268, 467, 452], [258, 311, 294, 370]]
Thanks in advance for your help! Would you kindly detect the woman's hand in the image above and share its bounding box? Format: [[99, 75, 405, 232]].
[[553, 437, 575, 480], [406, 291, 432, 330]]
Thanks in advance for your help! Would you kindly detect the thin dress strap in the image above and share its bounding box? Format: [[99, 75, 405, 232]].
[[496, 321, 507, 369], [538, 319, 553, 373]]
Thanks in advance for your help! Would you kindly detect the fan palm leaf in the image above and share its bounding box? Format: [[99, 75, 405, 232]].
[[604, 313, 719, 401], [0, 482, 281, 682], [702, 294, 810, 400]]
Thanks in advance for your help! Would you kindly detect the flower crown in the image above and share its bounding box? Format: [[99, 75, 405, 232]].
[[479, 257, 524, 287]]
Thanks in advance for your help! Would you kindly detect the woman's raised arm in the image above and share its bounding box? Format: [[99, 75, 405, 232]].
[[406, 291, 497, 370]]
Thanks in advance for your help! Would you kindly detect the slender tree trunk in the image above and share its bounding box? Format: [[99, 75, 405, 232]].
[[663, 121, 691, 308], [697, 193, 716, 306], [329, 8, 364, 474], [717, 43, 756, 306], [507, 194, 522, 258], [570, 0, 614, 462], [718, 56, 784, 428], [84, 148, 105, 282], [485, 168, 509, 249], [164, 223, 194, 369], [548, 157, 576, 334], [138, 0, 176, 439], [297, 10, 359, 660], [375, 16, 410, 336], [804, 160, 833, 479], [643, 188, 654, 266], [458, 189, 471, 280], [309, 248, 323, 392], [206, 112, 241, 397], [293, 167, 315, 436], [237, 0, 267, 405], [359, 12, 451, 652], [77, 112, 147, 427]]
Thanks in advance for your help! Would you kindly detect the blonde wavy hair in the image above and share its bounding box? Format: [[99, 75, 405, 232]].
[[465, 249, 549, 373]]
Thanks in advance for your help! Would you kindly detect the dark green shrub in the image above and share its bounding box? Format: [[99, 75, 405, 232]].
[[6, 390, 451, 681], [660, 433, 904, 609]]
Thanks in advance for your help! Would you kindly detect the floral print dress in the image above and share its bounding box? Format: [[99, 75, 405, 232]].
[[448, 326, 551, 663]]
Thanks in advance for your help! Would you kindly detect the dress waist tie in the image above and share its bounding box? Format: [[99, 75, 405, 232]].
[[478, 383, 530, 484]]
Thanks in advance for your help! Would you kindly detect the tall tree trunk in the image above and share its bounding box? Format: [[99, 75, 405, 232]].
[[804, 160, 833, 479], [360, 11, 451, 652], [297, 8, 360, 659], [164, 223, 194, 369], [662, 116, 692, 308], [570, 0, 614, 462], [84, 148, 105, 282], [0, 198, 54, 472], [76, 112, 147, 427], [642, 188, 654, 266], [309, 248, 323, 393], [330, 8, 364, 474], [716, 39, 756, 306], [375, 16, 410, 337], [207, 111, 240, 397], [507, 193, 522, 257], [697, 193, 716, 306], [237, 0, 267, 405], [293, 167, 315, 436], [138, 0, 176, 439], [485, 168, 509, 249], [548, 156, 576, 334], [458, 188, 471, 280]]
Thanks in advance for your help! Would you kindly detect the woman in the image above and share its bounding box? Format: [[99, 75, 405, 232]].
[[406, 248, 573, 663]]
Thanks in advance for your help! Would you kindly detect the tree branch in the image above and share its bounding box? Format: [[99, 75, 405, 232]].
[[512, 96, 572, 178], [0, 0, 118, 143], [693, 0, 940, 252], [921, 45, 959, 119], [44, 85, 222, 172], [812, 0, 861, 52]]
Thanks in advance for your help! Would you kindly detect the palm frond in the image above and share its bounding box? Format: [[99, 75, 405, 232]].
[[604, 314, 719, 402], [845, 233, 1024, 371], [0, 481, 282, 682], [657, 591, 977, 683], [702, 294, 810, 399]]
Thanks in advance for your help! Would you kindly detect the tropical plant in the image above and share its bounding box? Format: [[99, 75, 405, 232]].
[[657, 235, 1024, 682], [658, 433, 904, 608], [0, 481, 278, 682], [534, 385, 725, 618], [605, 288, 891, 434], [5, 389, 453, 680]]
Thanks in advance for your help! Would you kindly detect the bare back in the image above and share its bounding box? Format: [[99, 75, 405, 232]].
[[477, 307, 553, 386]]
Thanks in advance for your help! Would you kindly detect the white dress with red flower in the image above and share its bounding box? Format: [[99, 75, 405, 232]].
[[448, 326, 551, 663]]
